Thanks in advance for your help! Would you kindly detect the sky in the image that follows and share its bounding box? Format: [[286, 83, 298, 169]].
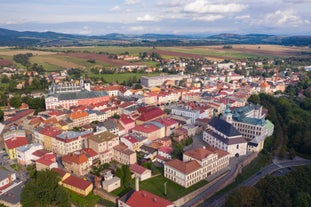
[[0, 0, 310, 35]]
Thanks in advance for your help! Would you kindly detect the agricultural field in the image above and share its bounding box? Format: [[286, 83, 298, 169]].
[[1, 44, 310, 71]]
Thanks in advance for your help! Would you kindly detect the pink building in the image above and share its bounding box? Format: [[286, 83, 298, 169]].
[[119, 114, 135, 133]]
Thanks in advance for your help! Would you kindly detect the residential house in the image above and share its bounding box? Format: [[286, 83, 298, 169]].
[[113, 144, 137, 165], [62, 152, 91, 176], [132, 124, 162, 142], [0, 169, 16, 190], [130, 164, 151, 181], [135, 106, 166, 125], [102, 170, 121, 192], [52, 168, 94, 197], [4, 136, 29, 159], [119, 114, 135, 134], [120, 133, 148, 151], [54, 130, 93, 155], [16, 143, 44, 165], [171, 107, 200, 124], [88, 131, 119, 163], [118, 190, 174, 207], [35, 152, 58, 171]]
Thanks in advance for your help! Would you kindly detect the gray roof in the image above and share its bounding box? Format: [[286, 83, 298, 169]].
[[49, 90, 108, 101], [209, 117, 241, 137], [205, 130, 246, 145], [56, 130, 92, 140], [0, 169, 12, 181], [102, 120, 118, 130], [0, 182, 23, 205]]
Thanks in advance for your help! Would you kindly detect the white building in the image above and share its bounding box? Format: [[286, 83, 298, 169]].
[[164, 146, 229, 188], [171, 107, 200, 124], [16, 143, 44, 165]]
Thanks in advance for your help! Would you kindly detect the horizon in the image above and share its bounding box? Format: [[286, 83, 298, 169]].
[[1, 0, 310, 36]]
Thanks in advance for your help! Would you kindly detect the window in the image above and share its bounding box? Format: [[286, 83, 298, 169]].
[[236, 144, 239, 149]]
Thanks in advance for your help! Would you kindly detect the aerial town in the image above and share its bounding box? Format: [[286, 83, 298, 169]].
[[4, 51, 310, 207]]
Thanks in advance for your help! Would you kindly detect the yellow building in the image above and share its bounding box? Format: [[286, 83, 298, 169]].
[[4, 137, 29, 159]]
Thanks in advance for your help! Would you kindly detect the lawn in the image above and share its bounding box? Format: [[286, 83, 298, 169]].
[[111, 175, 208, 201], [10, 164, 22, 171], [68, 191, 100, 207]]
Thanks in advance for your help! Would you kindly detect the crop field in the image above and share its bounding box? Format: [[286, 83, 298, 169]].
[[1, 44, 310, 71], [0, 49, 56, 56], [42, 46, 152, 56], [30, 55, 83, 71]]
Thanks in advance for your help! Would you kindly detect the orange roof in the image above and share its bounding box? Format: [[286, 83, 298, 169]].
[[62, 153, 88, 164], [165, 159, 201, 174], [66, 111, 89, 120]]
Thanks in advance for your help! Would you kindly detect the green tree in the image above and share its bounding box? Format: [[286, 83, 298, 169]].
[[0, 109, 4, 122], [122, 165, 132, 186], [115, 167, 124, 184], [225, 186, 263, 207], [248, 94, 260, 104], [9, 94, 22, 108], [21, 170, 70, 207]]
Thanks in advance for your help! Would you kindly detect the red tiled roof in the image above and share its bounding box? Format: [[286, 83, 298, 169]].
[[3, 109, 35, 125], [133, 124, 159, 133], [154, 117, 178, 127], [62, 175, 92, 191], [120, 114, 135, 125], [36, 153, 56, 166], [165, 159, 201, 174], [158, 146, 173, 154], [136, 107, 165, 122], [52, 168, 68, 178], [184, 147, 215, 161], [38, 125, 62, 137], [130, 164, 149, 175], [32, 149, 50, 157], [62, 153, 88, 164], [126, 190, 173, 207], [122, 135, 138, 144], [4, 137, 28, 149], [81, 148, 98, 157]]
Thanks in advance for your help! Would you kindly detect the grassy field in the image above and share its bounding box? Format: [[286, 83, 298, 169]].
[[111, 175, 208, 201]]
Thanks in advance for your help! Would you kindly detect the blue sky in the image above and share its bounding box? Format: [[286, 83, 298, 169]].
[[0, 0, 310, 35]]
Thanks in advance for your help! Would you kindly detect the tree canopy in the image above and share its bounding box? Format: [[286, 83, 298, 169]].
[[226, 165, 311, 207], [21, 170, 70, 207]]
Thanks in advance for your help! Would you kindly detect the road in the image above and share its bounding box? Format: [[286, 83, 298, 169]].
[[197, 158, 311, 207], [180, 155, 247, 207]]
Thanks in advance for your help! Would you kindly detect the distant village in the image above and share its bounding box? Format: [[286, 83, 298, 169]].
[[0, 55, 310, 207]]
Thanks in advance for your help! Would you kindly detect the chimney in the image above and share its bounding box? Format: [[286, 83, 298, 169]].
[[135, 175, 139, 191]]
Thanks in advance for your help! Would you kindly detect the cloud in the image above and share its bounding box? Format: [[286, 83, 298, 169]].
[[194, 15, 224, 21], [265, 10, 304, 26], [124, 0, 140, 5], [284, 0, 311, 3], [137, 14, 158, 22], [110, 5, 121, 11], [235, 15, 250, 20], [184, 0, 247, 14]]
